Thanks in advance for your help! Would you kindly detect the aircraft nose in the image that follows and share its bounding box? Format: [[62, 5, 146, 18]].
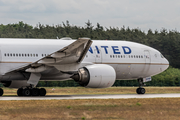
[[165, 58, 169, 65], [162, 58, 169, 71]]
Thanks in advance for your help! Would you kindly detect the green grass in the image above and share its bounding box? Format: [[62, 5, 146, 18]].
[[0, 98, 180, 119]]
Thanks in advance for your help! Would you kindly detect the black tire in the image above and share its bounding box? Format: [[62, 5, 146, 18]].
[[17, 88, 23, 96], [39, 88, 46, 96], [23, 88, 31, 96], [32, 88, 39, 96], [0, 88, 3, 96], [136, 88, 140, 94], [140, 88, 146, 94]]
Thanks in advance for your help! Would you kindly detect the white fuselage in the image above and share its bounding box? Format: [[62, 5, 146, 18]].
[[0, 39, 169, 81]]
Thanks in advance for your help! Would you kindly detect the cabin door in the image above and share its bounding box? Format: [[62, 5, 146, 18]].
[[144, 50, 151, 63]]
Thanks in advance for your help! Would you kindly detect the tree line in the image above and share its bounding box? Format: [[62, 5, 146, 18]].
[[0, 21, 179, 68], [0, 21, 180, 87]]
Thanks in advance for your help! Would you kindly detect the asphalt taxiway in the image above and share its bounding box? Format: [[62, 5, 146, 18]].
[[1, 93, 180, 100]]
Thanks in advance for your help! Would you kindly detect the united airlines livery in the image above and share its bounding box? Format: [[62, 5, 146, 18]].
[[0, 37, 169, 96]]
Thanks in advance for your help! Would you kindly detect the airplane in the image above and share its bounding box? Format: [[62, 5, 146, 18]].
[[0, 37, 169, 96]]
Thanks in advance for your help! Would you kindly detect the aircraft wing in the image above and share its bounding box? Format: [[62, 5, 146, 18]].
[[35, 37, 92, 64], [9, 38, 92, 73]]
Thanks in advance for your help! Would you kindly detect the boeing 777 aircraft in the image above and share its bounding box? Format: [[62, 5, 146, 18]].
[[0, 37, 169, 96]]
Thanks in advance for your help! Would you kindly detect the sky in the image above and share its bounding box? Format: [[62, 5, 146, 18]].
[[0, 0, 180, 32]]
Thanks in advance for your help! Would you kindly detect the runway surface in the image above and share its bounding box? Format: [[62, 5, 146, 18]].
[[1, 93, 180, 100]]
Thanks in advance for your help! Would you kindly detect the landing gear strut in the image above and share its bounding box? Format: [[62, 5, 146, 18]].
[[17, 87, 46, 96], [136, 78, 146, 94], [0, 88, 4, 96]]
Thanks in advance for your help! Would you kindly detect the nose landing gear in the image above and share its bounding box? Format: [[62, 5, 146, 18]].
[[136, 78, 146, 94]]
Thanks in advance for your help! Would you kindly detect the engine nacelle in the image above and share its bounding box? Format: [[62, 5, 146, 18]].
[[72, 64, 116, 88], [1, 80, 30, 88]]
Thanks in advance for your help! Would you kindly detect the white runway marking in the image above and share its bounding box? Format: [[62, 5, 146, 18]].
[[1, 93, 180, 100]]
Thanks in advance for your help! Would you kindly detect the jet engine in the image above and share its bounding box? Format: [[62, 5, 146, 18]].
[[71, 64, 116, 88]]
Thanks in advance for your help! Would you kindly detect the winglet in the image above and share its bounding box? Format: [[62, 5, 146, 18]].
[[77, 38, 92, 63]]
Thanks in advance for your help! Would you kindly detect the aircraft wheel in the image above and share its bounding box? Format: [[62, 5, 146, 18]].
[[136, 88, 140, 94], [0, 88, 4, 96], [32, 88, 39, 96], [136, 88, 145, 94], [140, 88, 146, 94], [17, 88, 23, 96], [39, 88, 46, 96], [23, 88, 31, 96]]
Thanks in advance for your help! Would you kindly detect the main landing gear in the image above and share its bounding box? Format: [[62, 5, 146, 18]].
[[136, 78, 146, 94], [17, 87, 46, 96]]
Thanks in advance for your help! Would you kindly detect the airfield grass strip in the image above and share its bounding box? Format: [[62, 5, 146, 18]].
[[0, 98, 180, 120]]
